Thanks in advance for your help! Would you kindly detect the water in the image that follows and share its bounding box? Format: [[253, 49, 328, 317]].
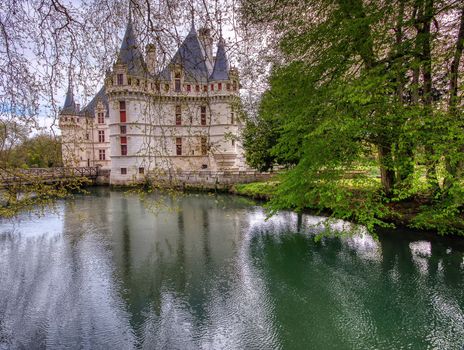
[[0, 188, 463, 349]]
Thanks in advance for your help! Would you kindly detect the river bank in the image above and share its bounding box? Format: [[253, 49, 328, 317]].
[[229, 181, 464, 238]]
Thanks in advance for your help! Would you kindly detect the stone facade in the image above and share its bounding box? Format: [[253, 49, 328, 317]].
[[59, 17, 246, 185]]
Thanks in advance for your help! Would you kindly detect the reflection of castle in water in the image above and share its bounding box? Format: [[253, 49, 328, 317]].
[[1, 190, 462, 348]]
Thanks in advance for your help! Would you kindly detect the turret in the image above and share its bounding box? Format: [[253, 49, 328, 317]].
[[115, 13, 146, 76], [60, 81, 79, 115], [209, 37, 229, 81]]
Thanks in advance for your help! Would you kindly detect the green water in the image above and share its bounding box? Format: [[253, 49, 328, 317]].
[[0, 188, 463, 349]]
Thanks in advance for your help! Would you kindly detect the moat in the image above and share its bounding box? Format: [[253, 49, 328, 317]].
[[0, 188, 463, 349]]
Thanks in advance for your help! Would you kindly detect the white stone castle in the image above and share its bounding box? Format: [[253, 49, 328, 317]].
[[59, 14, 245, 185]]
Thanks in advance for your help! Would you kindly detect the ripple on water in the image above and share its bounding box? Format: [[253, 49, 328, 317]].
[[0, 191, 463, 349]]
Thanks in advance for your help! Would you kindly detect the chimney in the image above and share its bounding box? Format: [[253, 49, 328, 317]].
[[198, 27, 213, 63], [146, 44, 157, 74]]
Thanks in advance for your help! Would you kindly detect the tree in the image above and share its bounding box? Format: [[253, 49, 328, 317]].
[[239, 0, 464, 233]]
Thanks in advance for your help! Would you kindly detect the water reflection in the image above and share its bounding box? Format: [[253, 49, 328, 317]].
[[0, 189, 463, 349]]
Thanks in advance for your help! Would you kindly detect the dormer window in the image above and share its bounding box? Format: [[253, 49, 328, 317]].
[[218, 83, 222, 91], [187, 84, 191, 92], [227, 83, 231, 91], [164, 84, 170, 92], [117, 74, 123, 85], [233, 81, 237, 91], [174, 72, 181, 92], [195, 85, 200, 92], [203, 85, 207, 92], [98, 112, 104, 124], [211, 84, 214, 91]]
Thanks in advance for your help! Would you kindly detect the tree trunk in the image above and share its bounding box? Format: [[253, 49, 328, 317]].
[[379, 144, 395, 196], [421, 0, 440, 192], [444, 5, 464, 189], [395, 0, 414, 184]]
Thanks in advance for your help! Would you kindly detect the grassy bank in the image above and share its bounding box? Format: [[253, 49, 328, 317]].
[[232, 180, 464, 237]]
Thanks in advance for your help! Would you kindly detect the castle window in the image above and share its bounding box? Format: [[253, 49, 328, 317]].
[[175, 105, 181, 125], [119, 101, 126, 123], [233, 81, 237, 91], [176, 137, 182, 156], [139, 167, 144, 174], [200, 106, 207, 125], [120, 125, 127, 134], [136, 79, 140, 86], [164, 84, 170, 92], [120, 136, 127, 144], [174, 72, 181, 92], [211, 84, 214, 91], [117, 74, 123, 85], [128, 78, 132, 85], [99, 149, 106, 160], [201, 137, 207, 155], [195, 85, 200, 92], [98, 112, 104, 124], [156, 83, 160, 91], [226, 83, 231, 91], [232, 139, 235, 146], [98, 130, 105, 143], [231, 112, 234, 124], [203, 85, 207, 92], [86, 133, 89, 140], [121, 168, 127, 174], [218, 83, 222, 91], [186, 84, 191, 92], [121, 145, 127, 156]]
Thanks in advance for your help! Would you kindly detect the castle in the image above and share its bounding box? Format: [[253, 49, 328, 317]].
[[59, 14, 245, 185]]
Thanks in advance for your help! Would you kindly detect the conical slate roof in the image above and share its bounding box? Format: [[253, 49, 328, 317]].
[[117, 17, 146, 76], [160, 23, 210, 82], [209, 38, 229, 81], [61, 83, 78, 115]]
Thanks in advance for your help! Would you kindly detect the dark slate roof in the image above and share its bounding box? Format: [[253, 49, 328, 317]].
[[80, 86, 108, 117], [117, 18, 146, 76], [209, 38, 229, 81], [61, 84, 78, 115], [160, 24, 210, 82]]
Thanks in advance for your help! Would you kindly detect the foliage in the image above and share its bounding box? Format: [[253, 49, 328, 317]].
[[233, 181, 279, 199], [240, 0, 464, 235], [6, 134, 62, 168]]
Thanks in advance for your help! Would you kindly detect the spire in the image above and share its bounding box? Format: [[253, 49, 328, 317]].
[[61, 79, 78, 115], [190, 7, 195, 30], [209, 37, 229, 81], [117, 7, 146, 75]]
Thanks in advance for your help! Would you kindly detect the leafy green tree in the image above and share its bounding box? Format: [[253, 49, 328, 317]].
[[240, 0, 464, 234]]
